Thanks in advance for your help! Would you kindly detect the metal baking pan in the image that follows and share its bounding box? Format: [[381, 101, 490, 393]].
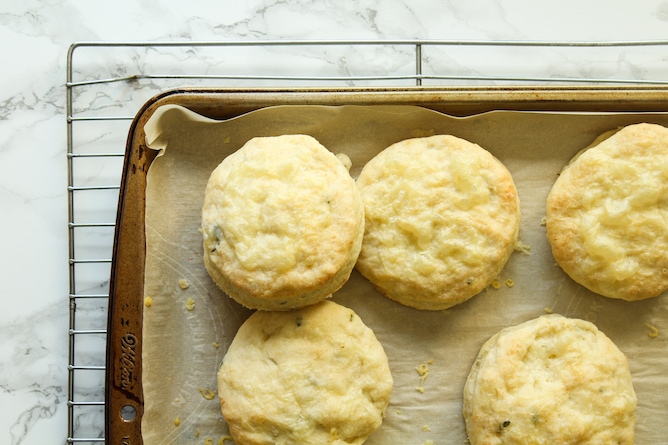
[[107, 86, 668, 444]]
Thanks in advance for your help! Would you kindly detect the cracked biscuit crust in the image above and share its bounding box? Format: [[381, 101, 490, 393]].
[[201, 135, 364, 310], [546, 123, 668, 300], [355, 135, 520, 310], [217, 300, 393, 445], [463, 314, 636, 445]]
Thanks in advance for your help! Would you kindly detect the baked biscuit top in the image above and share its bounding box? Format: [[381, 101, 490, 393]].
[[201, 135, 363, 305], [356, 135, 520, 310], [546, 123, 668, 300], [464, 314, 636, 445], [217, 300, 393, 445]]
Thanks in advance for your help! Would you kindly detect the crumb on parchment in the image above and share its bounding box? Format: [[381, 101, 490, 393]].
[[645, 322, 659, 338], [489, 277, 515, 290], [335, 153, 352, 171], [186, 298, 195, 311], [199, 387, 216, 400], [144, 296, 153, 307], [411, 128, 435, 137], [415, 359, 434, 393], [179, 278, 190, 289], [515, 240, 532, 255]]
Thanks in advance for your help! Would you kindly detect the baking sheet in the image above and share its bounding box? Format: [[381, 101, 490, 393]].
[[141, 104, 668, 444]]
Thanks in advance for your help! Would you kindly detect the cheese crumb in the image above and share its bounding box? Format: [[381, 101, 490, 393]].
[[194, 429, 200, 437], [544, 307, 553, 314], [540, 216, 547, 226], [212, 342, 220, 349], [144, 296, 153, 307], [179, 278, 189, 289], [415, 359, 433, 393], [329, 427, 340, 442], [416, 363, 430, 376], [423, 441, 435, 445], [515, 240, 532, 255], [490, 280, 502, 290], [218, 436, 233, 445], [199, 387, 216, 400], [185, 298, 195, 311], [422, 425, 431, 432], [645, 322, 659, 338], [173, 417, 180, 427], [411, 128, 435, 137], [335, 153, 352, 171], [205, 438, 214, 445], [505, 279, 515, 288]]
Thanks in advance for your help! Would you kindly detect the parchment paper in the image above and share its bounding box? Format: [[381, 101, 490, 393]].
[[141, 104, 668, 444]]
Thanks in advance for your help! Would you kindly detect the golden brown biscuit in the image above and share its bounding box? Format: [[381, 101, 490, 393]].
[[217, 300, 393, 445], [201, 135, 364, 310], [463, 314, 636, 445], [546, 123, 668, 300], [355, 135, 520, 310]]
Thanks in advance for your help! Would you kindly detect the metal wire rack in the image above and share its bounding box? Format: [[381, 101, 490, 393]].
[[65, 39, 668, 444]]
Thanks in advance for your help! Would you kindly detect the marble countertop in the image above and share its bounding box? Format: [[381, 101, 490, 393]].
[[2, 1, 668, 444]]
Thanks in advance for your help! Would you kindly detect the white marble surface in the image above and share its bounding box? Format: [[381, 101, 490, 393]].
[[2, 0, 668, 443]]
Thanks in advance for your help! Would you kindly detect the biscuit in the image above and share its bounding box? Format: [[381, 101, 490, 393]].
[[463, 314, 636, 445], [546, 123, 668, 300], [201, 135, 364, 310], [355, 135, 520, 310], [217, 300, 393, 445]]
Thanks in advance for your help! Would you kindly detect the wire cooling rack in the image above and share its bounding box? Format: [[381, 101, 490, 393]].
[[65, 39, 668, 444]]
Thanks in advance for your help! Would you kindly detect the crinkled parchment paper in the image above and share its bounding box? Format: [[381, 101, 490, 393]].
[[141, 104, 668, 444]]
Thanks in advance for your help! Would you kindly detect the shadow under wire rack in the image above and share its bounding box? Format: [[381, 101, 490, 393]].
[[65, 38, 668, 444]]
